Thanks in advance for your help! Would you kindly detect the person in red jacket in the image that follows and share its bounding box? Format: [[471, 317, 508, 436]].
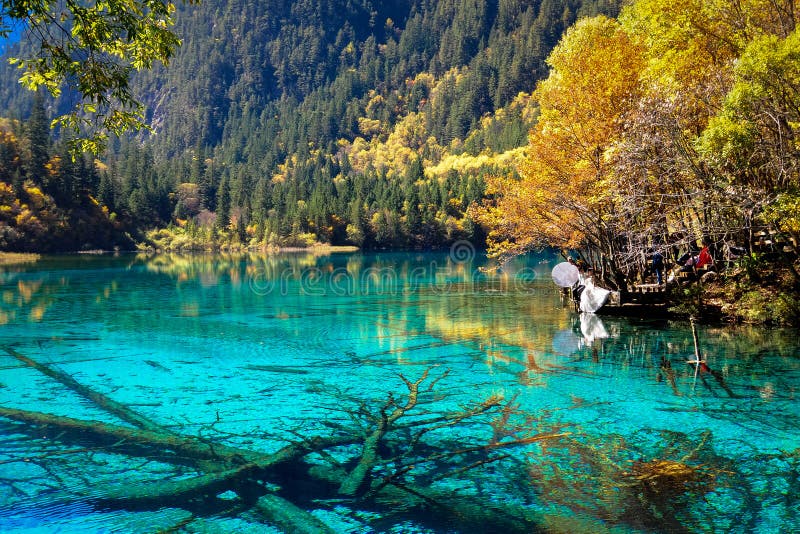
[[695, 241, 713, 269]]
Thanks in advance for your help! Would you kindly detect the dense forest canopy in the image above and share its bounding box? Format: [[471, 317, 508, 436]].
[[0, 0, 621, 251]]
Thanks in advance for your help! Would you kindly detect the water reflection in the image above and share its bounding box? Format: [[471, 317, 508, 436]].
[[578, 312, 609, 345], [0, 269, 60, 324], [3, 251, 799, 388], [0, 252, 799, 532]]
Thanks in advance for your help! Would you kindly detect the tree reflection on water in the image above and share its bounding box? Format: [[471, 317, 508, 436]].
[[0, 251, 797, 532]]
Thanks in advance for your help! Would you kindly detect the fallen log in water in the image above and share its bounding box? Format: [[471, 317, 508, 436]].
[[251, 494, 337, 534], [4, 347, 166, 433], [0, 406, 261, 466], [0, 405, 345, 532], [89, 463, 336, 533], [0, 406, 353, 471], [0, 360, 566, 533], [309, 462, 544, 532], [0, 349, 358, 532], [91, 463, 262, 507], [338, 369, 431, 496]]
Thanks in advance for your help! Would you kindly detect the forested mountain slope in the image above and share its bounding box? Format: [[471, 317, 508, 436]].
[[0, 0, 620, 251]]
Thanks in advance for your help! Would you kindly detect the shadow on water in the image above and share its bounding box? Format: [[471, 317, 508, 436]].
[[0, 251, 798, 532]]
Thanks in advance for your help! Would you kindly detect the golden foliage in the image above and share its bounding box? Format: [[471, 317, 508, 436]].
[[427, 146, 527, 179], [23, 184, 47, 210], [478, 0, 799, 283], [475, 16, 645, 260], [0, 252, 39, 266], [341, 75, 537, 193]]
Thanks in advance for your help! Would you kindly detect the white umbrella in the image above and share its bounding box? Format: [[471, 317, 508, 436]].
[[551, 262, 579, 288]]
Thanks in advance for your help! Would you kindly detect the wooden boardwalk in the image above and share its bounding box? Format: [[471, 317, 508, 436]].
[[627, 283, 667, 304]]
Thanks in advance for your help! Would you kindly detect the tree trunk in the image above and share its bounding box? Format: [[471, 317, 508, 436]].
[[4, 347, 166, 432], [0, 405, 344, 532]]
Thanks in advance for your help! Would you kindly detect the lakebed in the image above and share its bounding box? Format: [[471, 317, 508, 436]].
[[0, 251, 797, 532]]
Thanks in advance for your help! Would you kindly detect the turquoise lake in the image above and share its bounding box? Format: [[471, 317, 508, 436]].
[[0, 249, 798, 533]]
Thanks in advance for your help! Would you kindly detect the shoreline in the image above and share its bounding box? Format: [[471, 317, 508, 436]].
[[135, 243, 361, 255], [1, 244, 362, 257], [0, 252, 41, 266], [596, 302, 675, 319], [4, 249, 796, 327]]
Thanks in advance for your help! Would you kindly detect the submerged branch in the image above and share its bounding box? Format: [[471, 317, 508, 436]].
[[0, 360, 575, 532], [405, 394, 505, 451], [309, 461, 544, 532], [338, 369, 431, 496], [92, 463, 262, 507], [0, 405, 348, 532], [0, 406, 259, 467], [251, 494, 337, 534], [4, 348, 166, 433]]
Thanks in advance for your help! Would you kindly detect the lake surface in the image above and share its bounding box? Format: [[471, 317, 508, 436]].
[[0, 248, 798, 533]]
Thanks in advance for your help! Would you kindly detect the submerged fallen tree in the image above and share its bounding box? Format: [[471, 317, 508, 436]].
[[2, 348, 750, 532], [0, 349, 572, 532]]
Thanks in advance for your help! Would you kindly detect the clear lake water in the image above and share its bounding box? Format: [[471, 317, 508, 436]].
[[0, 249, 798, 533]]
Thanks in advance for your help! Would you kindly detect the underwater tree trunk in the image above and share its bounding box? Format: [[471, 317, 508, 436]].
[[251, 494, 337, 534], [0, 405, 353, 470], [0, 405, 344, 532], [0, 406, 262, 466], [4, 347, 166, 432], [338, 370, 428, 496], [0, 353, 569, 532], [93, 463, 263, 506], [310, 462, 544, 532]]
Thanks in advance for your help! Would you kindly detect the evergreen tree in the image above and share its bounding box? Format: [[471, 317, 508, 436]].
[[97, 172, 116, 211], [0, 0, 624, 250], [215, 175, 231, 230], [25, 94, 50, 187]]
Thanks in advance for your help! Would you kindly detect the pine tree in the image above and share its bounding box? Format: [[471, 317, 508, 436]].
[[25, 94, 50, 188], [215, 175, 231, 230], [97, 172, 116, 211]]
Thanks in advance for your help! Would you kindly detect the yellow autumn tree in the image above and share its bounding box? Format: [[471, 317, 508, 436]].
[[614, 0, 800, 260], [475, 16, 644, 287], [479, 0, 799, 283], [694, 9, 800, 249]]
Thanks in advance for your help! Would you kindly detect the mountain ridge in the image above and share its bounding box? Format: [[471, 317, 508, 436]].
[[0, 0, 621, 251]]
